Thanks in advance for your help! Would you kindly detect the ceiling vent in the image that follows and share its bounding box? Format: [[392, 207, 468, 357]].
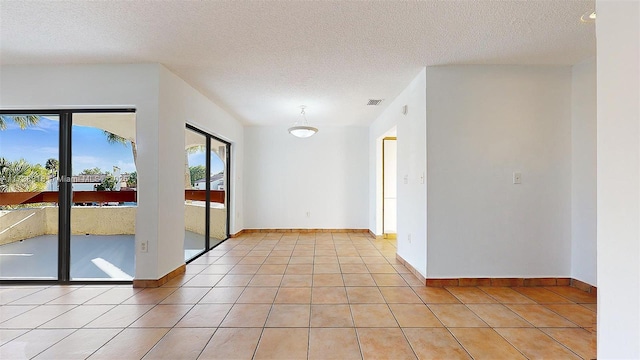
[[367, 99, 384, 106]]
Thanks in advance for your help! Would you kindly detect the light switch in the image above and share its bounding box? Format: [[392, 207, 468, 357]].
[[513, 172, 522, 184]]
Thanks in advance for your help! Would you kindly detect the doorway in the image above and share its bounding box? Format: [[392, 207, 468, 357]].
[[382, 137, 397, 239]]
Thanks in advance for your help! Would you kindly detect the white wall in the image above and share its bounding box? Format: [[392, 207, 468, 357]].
[[426, 66, 572, 278], [571, 57, 597, 286], [0, 64, 244, 280], [369, 69, 427, 276], [596, 1, 640, 357], [244, 126, 367, 229]]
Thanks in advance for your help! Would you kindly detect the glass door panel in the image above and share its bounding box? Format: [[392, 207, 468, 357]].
[[69, 113, 136, 280], [185, 128, 207, 261], [209, 138, 228, 248], [0, 114, 59, 280]]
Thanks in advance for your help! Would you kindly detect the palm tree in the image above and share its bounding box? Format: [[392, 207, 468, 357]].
[[184, 145, 206, 189], [0, 115, 39, 130], [0, 158, 45, 193], [45, 158, 59, 176], [104, 131, 138, 168]]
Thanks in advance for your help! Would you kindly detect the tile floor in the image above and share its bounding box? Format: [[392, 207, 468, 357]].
[[0, 232, 597, 359]]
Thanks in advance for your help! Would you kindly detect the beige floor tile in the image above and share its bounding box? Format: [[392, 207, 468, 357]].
[[229, 264, 261, 274], [257, 264, 287, 275], [33, 328, 121, 360], [413, 287, 460, 304], [496, 328, 581, 359], [238, 256, 266, 265], [274, 287, 312, 304], [254, 328, 308, 360], [130, 304, 193, 327], [513, 287, 573, 304], [310, 304, 354, 327], [215, 274, 253, 287], [340, 264, 370, 274], [290, 256, 314, 264], [357, 328, 417, 360], [449, 328, 526, 360], [182, 274, 224, 287], [270, 250, 293, 257], [309, 328, 361, 360], [372, 273, 408, 286], [581, 303, 597, 312], [88, 328, 169, 360], [185, 264, 208, 274], [351, 304, 398, 327], [362, 257, 389, 265], [0, 329, 28, 347], [10, 287, 77, 305], [122, 287, 177, 304], [312, 274, 344, 287], [544, 304, 597, 328], [85, 288, 141, 305], [542, 328, 596, 360], [199, 287, 244, 303], [160, 287, 209, 304], [467, 304, 532, 327], [346, 287, 386, 303], [285, 264, 314, 275], [220, 304, 271, 327], [379, 287, 423, 303], [365, 264, 397, 274], [40, 304, 113, 328], [545, 286, 597, 304], [281, 275, 313, 287], [175, 303, 232, 327], [0, 287, 45, 305], [199, 328, 262, 359], [428, 304, 488, 327], [312, 287, 348, 304], [237, 287, 278, 303], [400, 273, 426, 287], [314, 263, 341, 274], [0, 304, 76, 329], [389, 304, 442, 327], [86, 304, 154, 328], [263, 256, 290, 265], [338, 256, 364, 264], [248, 275, 283, 287], [161, 275, 195, 288], [404, 328, 472, 359], [0, 306, 36, 323], [506, 304, 579, 327], [446, 287, 497, 304], [0, 329, 74, 359], [47, 287, 110, 305], [266, 304, 310, 327], [343, 273, 376, 287], [143, 327, 214, 360], [478, 287, 536, 304], [200, 264, 234, 274]]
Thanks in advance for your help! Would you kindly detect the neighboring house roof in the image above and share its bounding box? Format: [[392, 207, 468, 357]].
[[194, 173, 224, 184]]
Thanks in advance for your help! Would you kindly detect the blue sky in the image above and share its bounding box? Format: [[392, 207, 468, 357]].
[[0, 116, 225, 176]]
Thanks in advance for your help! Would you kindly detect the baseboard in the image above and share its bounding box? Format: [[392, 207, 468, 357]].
[[133, 264, 186, 288], [396, 254, 426, 284], [241, 228, 371, 234], [230, 230, 245, 238], [423, 276, 597, 294], [368, 229, 376, 238]]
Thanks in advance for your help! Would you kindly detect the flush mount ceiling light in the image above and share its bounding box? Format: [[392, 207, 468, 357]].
[[581, 10, 596, 23], [288, 106, 318, 138]]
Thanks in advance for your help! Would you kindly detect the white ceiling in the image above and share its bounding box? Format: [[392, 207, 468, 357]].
[[0, 1, 595, 127]]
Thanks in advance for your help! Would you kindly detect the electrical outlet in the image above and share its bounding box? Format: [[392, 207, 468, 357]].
[[513, 172, 522, 184], [140, 241, 148, 253], [306, 211, 311, 218]]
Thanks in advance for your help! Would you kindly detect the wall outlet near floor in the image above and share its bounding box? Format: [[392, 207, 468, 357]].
[[140, 241, 148, 253], [513, 172, 522, 184], [306, 211, 310, 218]]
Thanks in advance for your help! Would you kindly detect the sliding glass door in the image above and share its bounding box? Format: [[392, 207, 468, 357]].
[[0, 113, 60, 280], [184, 125, 230, 262], [0, 109, 136, 283]]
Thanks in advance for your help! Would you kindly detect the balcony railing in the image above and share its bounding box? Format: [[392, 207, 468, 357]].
[[0, 190, 225, 206]]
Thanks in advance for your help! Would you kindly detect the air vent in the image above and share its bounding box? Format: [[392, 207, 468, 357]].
[[367, 99, 384, 106]]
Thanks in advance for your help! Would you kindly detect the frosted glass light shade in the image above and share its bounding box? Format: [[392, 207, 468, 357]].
[[288, 125, 318, 138]]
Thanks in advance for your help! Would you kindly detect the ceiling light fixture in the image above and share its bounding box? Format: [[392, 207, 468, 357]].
[[288, 106, 318, 138], [581, 10, 596, 23]]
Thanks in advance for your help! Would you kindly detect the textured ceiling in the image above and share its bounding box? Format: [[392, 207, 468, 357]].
[[0, 1, 595, 126]]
